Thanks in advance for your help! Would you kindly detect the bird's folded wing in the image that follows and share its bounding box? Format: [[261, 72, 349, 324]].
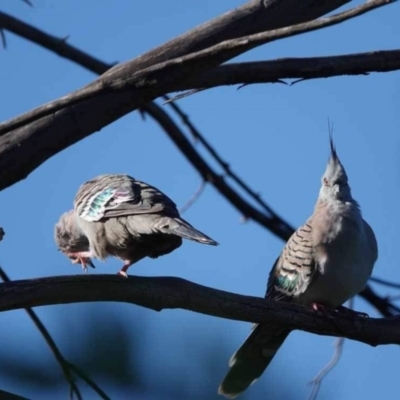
[[266, 221, 318, 301], [75, 176, 176, 222]]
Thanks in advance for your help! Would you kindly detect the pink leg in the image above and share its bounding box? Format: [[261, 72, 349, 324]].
[[117, 261, 132, 278], [311, 302, 338, 319], [311, 302, 328, 312]]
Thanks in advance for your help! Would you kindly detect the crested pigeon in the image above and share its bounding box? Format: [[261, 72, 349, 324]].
[[55, 174, 218, 277], [218, 137, 378, 398]]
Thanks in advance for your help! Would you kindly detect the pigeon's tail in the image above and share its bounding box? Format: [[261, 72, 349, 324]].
[[218, 324, 290, 399], [169, 218, 218, 245]]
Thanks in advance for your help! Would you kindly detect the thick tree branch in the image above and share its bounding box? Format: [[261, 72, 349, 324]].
[[0, 0, 390, 137], [0, 275, 399, 347], [0, 0, 375, 191]]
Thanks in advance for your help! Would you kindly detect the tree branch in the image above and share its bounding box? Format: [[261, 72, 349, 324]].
[[168, 49, 400, 100], [1, 0, 390, 137], [370, 276, 400, 289], [0, 0, 369, 191], [0, 275, 399, 347]]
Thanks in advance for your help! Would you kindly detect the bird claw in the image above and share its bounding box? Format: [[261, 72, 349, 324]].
[[80, 257, 95, 273], [117, 262, 133, 278], [68, 253, 95, 274], [117, 270, 129, 278]]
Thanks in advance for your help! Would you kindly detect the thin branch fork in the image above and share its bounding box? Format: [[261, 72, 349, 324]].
[[0, 274, 399, 347]]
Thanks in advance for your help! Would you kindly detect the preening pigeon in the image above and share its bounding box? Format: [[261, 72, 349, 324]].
[[55, 174, 218, 277]]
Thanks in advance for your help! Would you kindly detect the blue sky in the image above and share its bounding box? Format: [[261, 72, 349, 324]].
[[0, 1, 399, 399]]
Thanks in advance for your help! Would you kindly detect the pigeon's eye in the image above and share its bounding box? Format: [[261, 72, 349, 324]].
[[323, 178, 329, 186]]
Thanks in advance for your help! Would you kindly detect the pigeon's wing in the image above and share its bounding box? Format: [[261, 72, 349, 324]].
[[75, 174, 177, 222], [266, 221, 318, 301]]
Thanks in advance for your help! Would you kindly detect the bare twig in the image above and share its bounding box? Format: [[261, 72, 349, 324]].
[[0, 268, 110, 400], [0, 227, 4, 242], [164, 95, 203, 143], [21, 0, 33, 6], [370, 276, 400, 289], [164, 89, 206, 104], [307, 298, 354, 400], [0, 28, 6, 48], [179, 180, 207, 214], [67, 364, 111, 400]]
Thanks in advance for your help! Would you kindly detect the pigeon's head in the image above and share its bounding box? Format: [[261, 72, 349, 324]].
[[54, 210, 89, 254], [54, 210, 95, 270], [319, 133, 353, 203]]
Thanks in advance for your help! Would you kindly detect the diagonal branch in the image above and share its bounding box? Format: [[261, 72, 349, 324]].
[[0, 11, 111, 75], [166, 100, 281, 217], [0, 0, 391, 137], [144, 101, 295, 238], [0, 275, 399, 347]]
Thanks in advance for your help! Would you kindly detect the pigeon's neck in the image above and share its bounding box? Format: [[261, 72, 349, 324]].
[[315, 196, 361, 219]]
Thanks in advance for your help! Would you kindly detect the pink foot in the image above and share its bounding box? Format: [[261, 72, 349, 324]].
[[311, 302, 338, 319], [117, 261, 132, 278], [67, 252, 95, 273], [311, 302, 327, 312]]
